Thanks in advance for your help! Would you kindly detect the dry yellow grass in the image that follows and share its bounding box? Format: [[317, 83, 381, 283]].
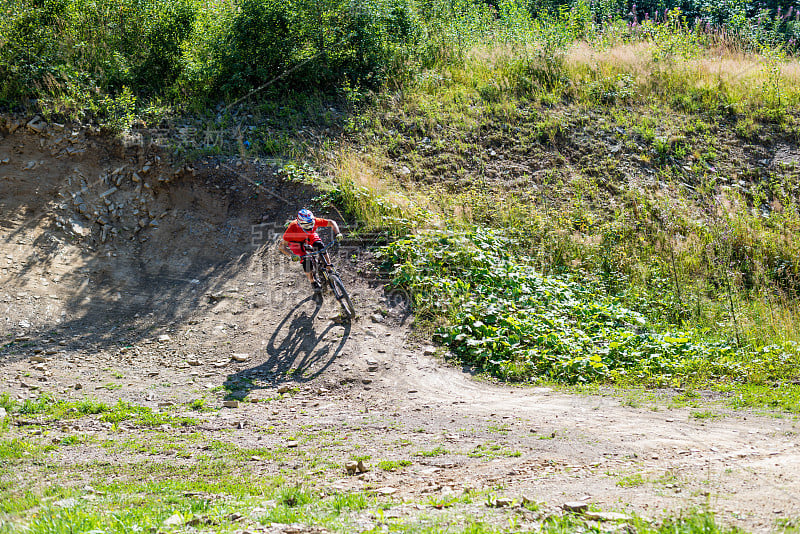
[[564, 40, 800, 107], [567, 42, 654, 73], [331, 149, 439, 231]]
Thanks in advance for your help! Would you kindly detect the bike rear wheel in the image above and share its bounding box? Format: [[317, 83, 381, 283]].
[[329, 273, 355, 319]]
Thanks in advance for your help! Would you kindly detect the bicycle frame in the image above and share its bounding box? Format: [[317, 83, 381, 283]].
[[300, 240, 355, 318], [302, 241, 338, 280]]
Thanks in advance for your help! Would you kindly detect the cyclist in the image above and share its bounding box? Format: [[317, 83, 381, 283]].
[[279, 208, 343, 297]]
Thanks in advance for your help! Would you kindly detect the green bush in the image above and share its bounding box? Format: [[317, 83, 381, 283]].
[[0, 0, 71, 104], [218, 0, 296, 96], [126, 0, 198, 94]]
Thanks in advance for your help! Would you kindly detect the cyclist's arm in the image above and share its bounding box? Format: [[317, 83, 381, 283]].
[[326, 219, 341, 236], [279, 239, 294, 257]]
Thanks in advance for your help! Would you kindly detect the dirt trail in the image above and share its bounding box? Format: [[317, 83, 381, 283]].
[[1, 118, 798, 532]]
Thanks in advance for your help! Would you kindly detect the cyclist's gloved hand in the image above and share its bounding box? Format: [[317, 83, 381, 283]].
[[291, 255, 301, 262], [335, 233, 343, 242]]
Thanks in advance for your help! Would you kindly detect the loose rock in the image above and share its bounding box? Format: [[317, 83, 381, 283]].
[[563, 501, 589, 512], [494, 497, 513, 507]]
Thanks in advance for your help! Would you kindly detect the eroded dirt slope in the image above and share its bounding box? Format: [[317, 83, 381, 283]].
[[1, 117, 799, 533]]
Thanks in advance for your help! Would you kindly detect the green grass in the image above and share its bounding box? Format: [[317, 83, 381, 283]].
[[188, 397, 210, 411], [467, 443, 522, 459], [0, 422, 757, 534], [57, 434, 94, 446], [0, 438, 41, 461], [414, 445, 449, 458], [690, 410, 722, 420], [331, 492, 371, 514], [728, 384, 800, 413], [617, 473, 647, 487], [1, 394, 203, 439], [98, 401, 198, 428], [0, 504, 746, 534], [377, 459, 412, 471]]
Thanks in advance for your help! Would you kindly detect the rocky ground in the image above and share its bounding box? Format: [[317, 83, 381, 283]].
[[1, 116, 799, 533]]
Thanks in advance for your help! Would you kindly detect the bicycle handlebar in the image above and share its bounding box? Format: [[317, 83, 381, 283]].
[[301, 240, 339, 256]]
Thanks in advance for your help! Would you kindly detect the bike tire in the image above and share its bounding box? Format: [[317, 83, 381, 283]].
[[329, 273, 356, 319]]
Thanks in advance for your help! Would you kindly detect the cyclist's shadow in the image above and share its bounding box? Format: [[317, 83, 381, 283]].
[[224, 296, 350, 397]]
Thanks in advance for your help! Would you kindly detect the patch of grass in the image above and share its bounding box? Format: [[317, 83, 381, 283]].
[[728, 384, 800, 413], [617, 473, 647, 487], [58, 434, 94, 446], [75, 398, 110, 415], [18, 394, 58, 415], [427, 493, 463, 509], [260, 485, 318, 525], [377, 459, 412, 471], [690, 410, 722, 420], [0, 393, 16, 413], [330, 491, 370, 514], [99, 401, 198, 428], [276, 485, 315, 508], [774, 517, 800, 532], [4, 394, 113, 422], [414, 445, 449, 458], [0, 438, 40, 460], [467, 443, 522, 459], [0, 486, 76, 514], [188, 397, 210, 411]]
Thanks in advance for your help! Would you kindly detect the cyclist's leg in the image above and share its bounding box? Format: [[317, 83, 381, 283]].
[[309, 240, 330, 270], [301, 251, 321, 294]]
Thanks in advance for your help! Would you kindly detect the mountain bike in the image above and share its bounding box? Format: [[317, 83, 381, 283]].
[[303, 240, 356, 319]]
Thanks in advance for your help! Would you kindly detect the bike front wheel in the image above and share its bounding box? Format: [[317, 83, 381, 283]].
[[329, 273, 355, 319]]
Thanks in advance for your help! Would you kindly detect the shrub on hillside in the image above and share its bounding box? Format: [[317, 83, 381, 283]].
[[0, 0, 71, 104], [217, 0, 297, 96]]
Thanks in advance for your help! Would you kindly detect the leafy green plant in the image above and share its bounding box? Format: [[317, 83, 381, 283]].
[[380, 228, 800, 388]]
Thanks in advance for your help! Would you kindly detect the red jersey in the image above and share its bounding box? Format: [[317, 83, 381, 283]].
[[283, 218, 330, 256]]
